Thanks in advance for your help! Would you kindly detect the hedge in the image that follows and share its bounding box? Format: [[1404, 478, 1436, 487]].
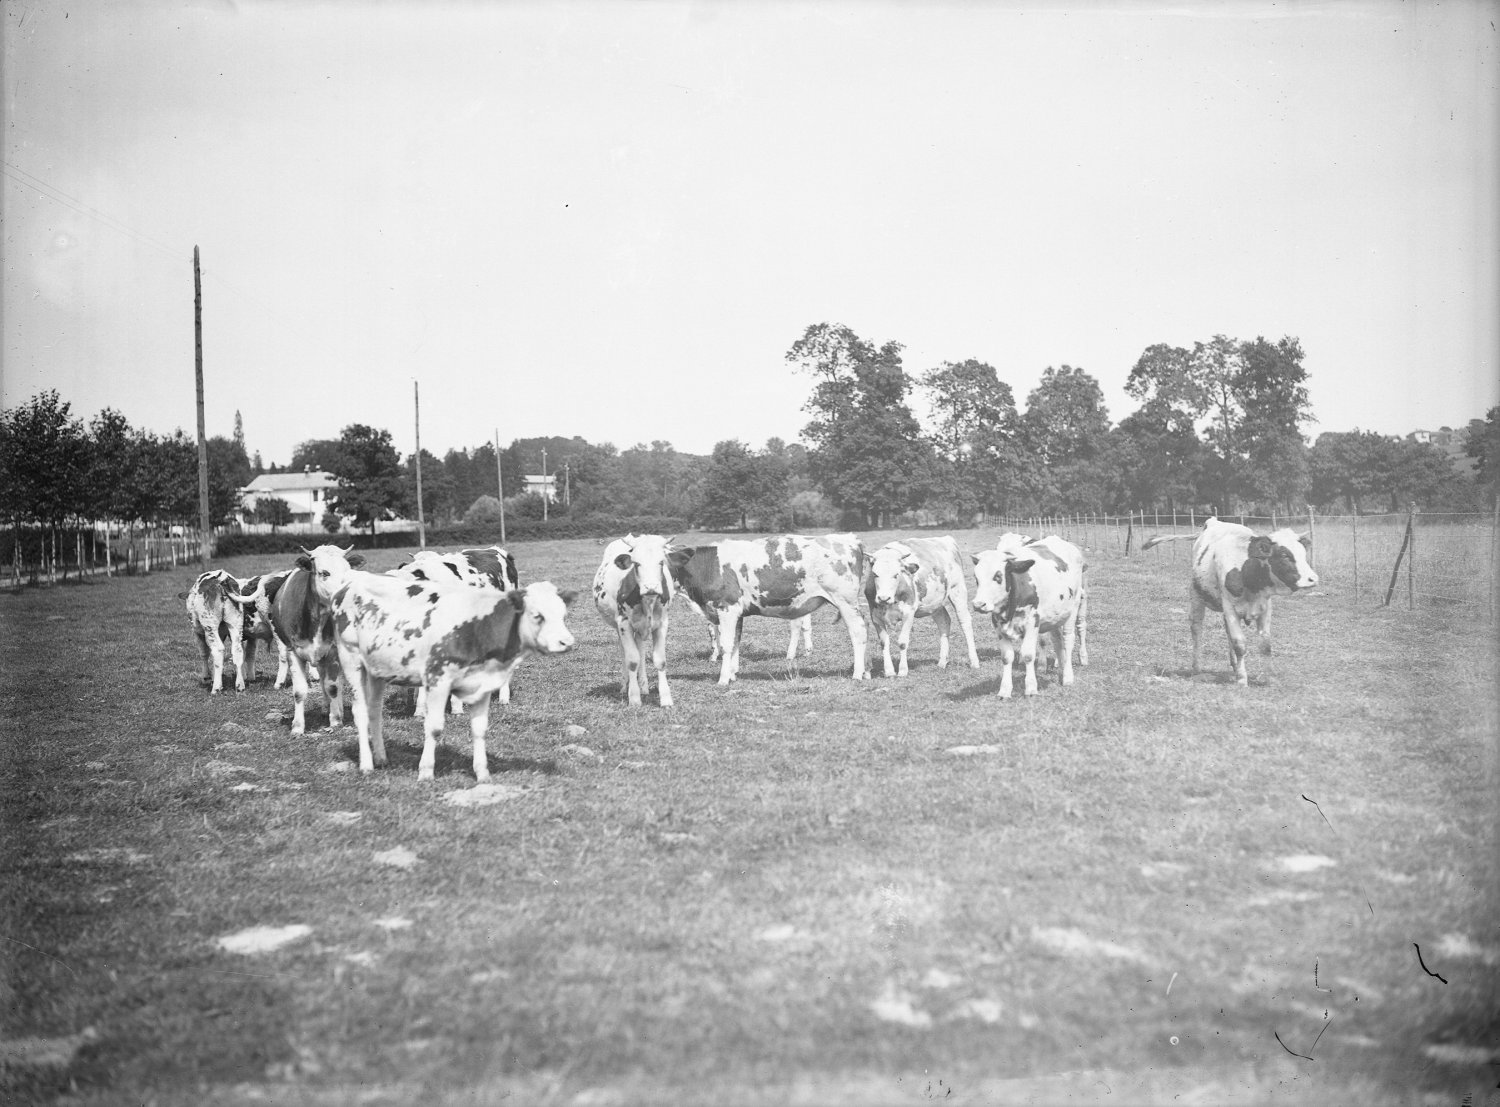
[[213, 516, 692, 558]]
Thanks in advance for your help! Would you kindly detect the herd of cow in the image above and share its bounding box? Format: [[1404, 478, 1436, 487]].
[[183, 518, 1319, 782]]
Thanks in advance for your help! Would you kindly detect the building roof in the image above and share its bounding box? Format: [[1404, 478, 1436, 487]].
[[242, 470, 339, 494]]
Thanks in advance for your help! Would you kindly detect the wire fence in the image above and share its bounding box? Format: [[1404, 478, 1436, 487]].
[[990, 509, 1500, 621]]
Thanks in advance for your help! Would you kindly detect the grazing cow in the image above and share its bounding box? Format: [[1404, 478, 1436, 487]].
[[593, 534, 677, 707], [668, 533, 868, 685], [304, 545, 576, 780], [236, 569, 292, 689], [971, 534, 1089, 698], [863, 536, 981, 677], [1142, 518, 1318, 685], [183, 569, 250, 693], [239, 546, 364, 734]]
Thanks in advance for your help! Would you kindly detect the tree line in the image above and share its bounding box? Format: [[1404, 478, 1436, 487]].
[[4, 322, 1497, 549]]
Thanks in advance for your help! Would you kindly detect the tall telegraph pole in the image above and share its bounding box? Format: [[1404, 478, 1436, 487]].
[[494, 429, 507, 545], [194, 246, 210, 565], [413, 380, 426, 548]]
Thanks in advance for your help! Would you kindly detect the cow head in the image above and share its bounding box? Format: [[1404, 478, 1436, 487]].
[[298, 544, 365, 602], [1266, 528, 1318, 591], [867, 544, 920, 609], [515, 581, 577, 654], [971, 548, 1037, 618], [615, 534, 676, 616]]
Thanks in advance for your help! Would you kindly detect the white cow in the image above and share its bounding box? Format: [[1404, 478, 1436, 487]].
[[863, 536, 981, 677], [1143, 518, 1318, 685], [183, 569, 250, 693], [305, 546, 576, 780], [389, 551, 505, 715], [971, 534, 1089, 698], [594, 534, 677, 707]]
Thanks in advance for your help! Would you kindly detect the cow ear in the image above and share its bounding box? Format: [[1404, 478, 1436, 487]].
[[1225, 567, 1245, 597], [1247, 536, 1272, 561], [1298, 533, 1312, 550], [971, 553, 981, 566], [559, 588, 578, 608], [614, 553, 633, 570], [902, 557, 921, 576], [346, 553, 366, 569], [295, 555, 313, 571], [506, 590, 526, 612], [1008, 558, 1035, 575]]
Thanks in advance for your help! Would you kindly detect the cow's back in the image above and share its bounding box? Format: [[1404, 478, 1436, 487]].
[[270, 569, 328, 647]]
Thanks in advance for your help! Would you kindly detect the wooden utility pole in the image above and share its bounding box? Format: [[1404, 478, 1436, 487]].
[[541, 446, 548, 522], [494, 429, 507, 545], [413, 380, 426, 548], [194, 246, 210, 564]]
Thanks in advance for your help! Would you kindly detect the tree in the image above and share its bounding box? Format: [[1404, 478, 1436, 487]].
[[1466, 407, 1500, 504], [788, 322, 934, 526], [699, 440, 763, 530], [290, 438, 346, 473], [1109, 404, 1206, 512], [403, 448, 456, 525], [254, 496, 294, 533], [330, 424, 405, 536], [1020, 366, 1113, 512], [921, 359, 1022, 518]]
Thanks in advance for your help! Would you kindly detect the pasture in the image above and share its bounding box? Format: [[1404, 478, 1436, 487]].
[[2, 529, 1496, 1106]]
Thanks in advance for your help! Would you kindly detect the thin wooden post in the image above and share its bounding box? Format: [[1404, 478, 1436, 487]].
[[193, 246, 210, 566], [413, 381, 426, 549], [1407, 504, 1417, 610], [1352, 514, 1360, 605], [494, 429, 507, 545], [1384, 513, 1413, 607], [1490, 499, 1498, 623]]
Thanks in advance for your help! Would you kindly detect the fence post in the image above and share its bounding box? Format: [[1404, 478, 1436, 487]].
[[1351, 514, 1360, 605], [1384, 514, 1413, 607], [1491, 499, 1499, 623], [1407, 503, 1417, 610], [1125, 512, 1134, 555]]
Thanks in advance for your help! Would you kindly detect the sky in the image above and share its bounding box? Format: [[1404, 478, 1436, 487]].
[[4, 0, 1498, 470]]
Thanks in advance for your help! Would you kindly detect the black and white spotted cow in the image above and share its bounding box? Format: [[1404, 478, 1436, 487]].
[[669, 533, 868, 685], [183, 569, 251, 693], [863, 536, 981, 677], [970, 534, 1089, 698], [593, 534, 677, 707], [304, 545, 576, 780], [236, 569, 292, 689], [1143, 517, 1318, 685]]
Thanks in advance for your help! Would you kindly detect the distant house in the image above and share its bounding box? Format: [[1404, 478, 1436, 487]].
[[521, 473, 557, 502], [239, 469, 340, 528]]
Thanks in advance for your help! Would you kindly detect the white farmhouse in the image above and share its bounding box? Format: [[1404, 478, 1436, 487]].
[[239, 469, 340, 530]]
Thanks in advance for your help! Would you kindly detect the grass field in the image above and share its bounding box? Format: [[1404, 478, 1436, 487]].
[[3, 529, 1497, 1106]]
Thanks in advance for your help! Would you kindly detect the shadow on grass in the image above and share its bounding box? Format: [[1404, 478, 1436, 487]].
[[334, 739, 560, 778]]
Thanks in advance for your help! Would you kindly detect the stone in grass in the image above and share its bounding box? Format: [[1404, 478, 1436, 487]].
[[870, 982, 932, 1028], [445, 783, 528, 807], [325, 811, 362, 826], [324, 760, 356, 774], [945, 744, 1004, 757], [374, 917, 412, 931], [558, 744, 596, 759], [373, 847, 418, 870], [1273, 854, 1338, 873], [563, 724, 588, 738], [0, 1028, 99, 1073], [216, 924, 312, 955], [204, 760, 254, 777]]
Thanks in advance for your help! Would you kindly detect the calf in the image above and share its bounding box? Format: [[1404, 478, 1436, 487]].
[[971, 534, 1089, 698], [390, 550, 514, 714], [678, 594, 812, 665], [669, 533, 868, 685], [236, 569, 292, 689], [305, 546, 576, 780], [183, 569, 250, 693], [864, 536, 981, 677], [1143, 518, 1317, 685], [593, 534, 677, 707], [238, 546, 363, 734]]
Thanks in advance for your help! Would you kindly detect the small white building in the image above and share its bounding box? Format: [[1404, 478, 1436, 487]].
[[522, 473, 557, 502], [239, 469, 340, 529]]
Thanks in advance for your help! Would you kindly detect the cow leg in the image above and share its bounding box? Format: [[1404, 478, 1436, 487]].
[[930, 605, 950, 672], [226, 624, 247, 693], [322, 661, 345, 729], [204, 628, 228, 693], [1255, 603, 1273, 656], [193, 628, 217, 688], [366, 673, 389, 772], [243, 636, 259, 683], [801, 616, 813, 655], [951, 594, 981, 669], [1020, 620, 1041, 697], [653, 617, 673, 709], [707, 619, 722, 662], [287, 654, 312, 734], [996, 635, 1016, 699], [413, 686, 427, 719], [1188, 589, 1207, 675], [619, 624, 646, 706], [340, 656, 375, 771], [418, 679, 451, 781], [876, 611, 897, 678], [463, 692, 493, 782], [1222, 611, 1249, 685], [274, 641, 290, 689], [828, 597, 868, 680], [1056, 622, 1075, 686], [717, 607, 743, 686]]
